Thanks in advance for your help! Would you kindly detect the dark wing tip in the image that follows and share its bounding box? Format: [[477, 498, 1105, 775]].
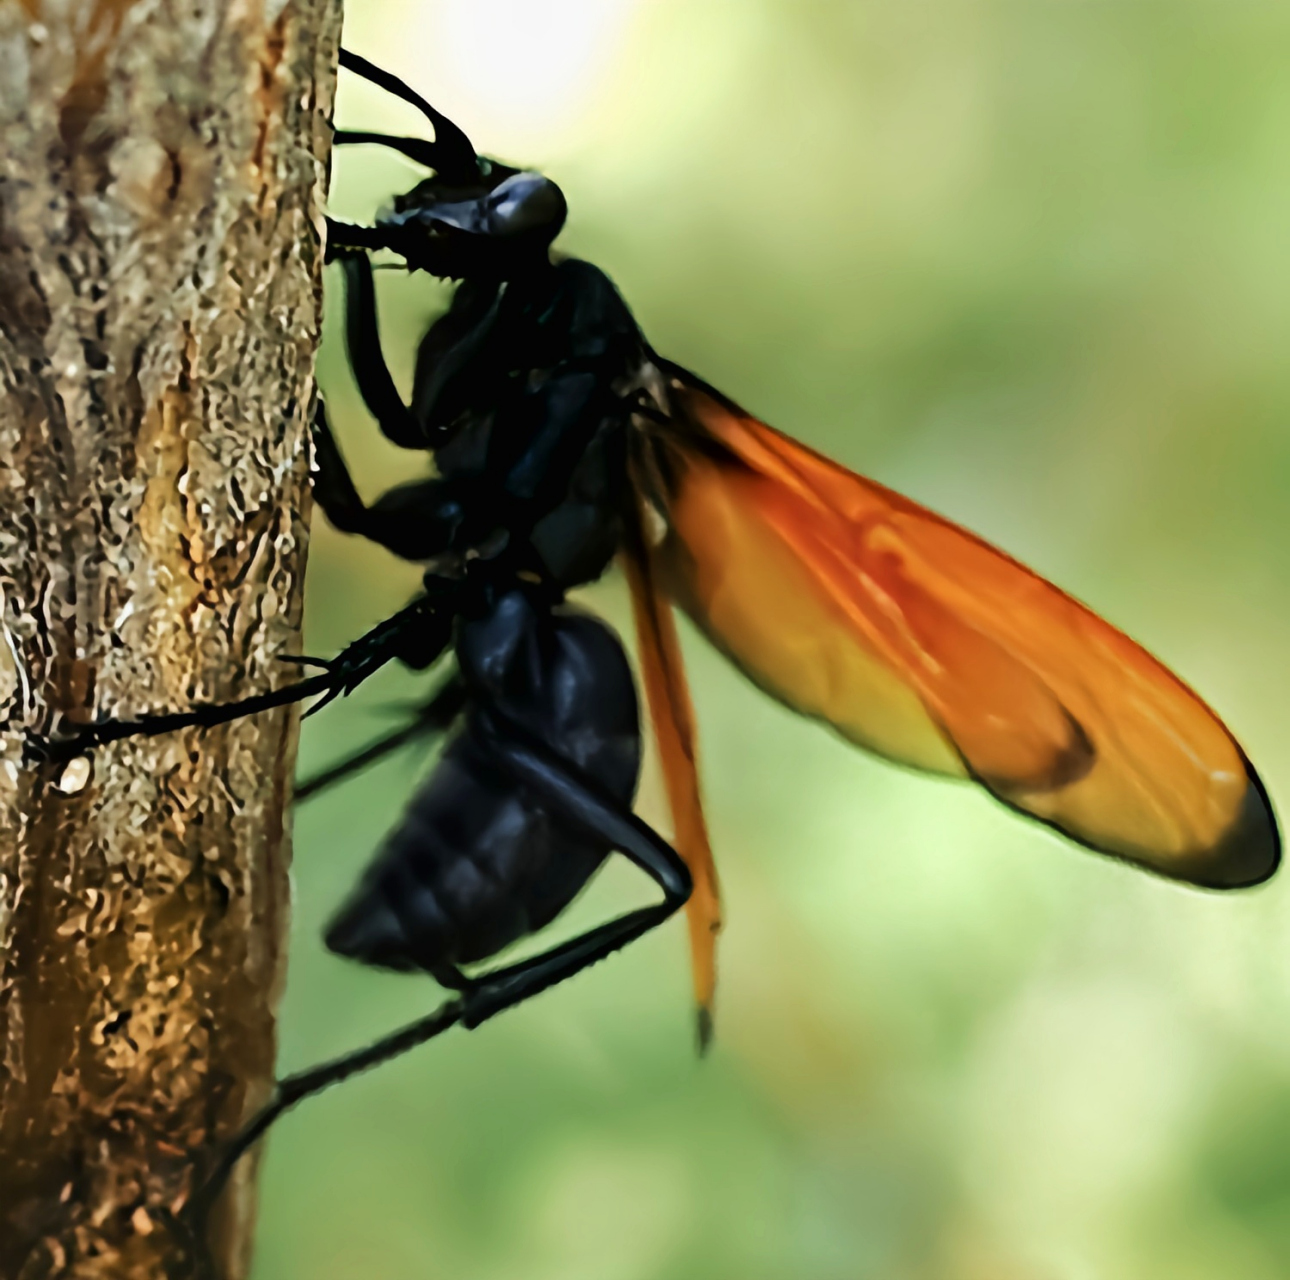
[[696, 1004, 715, 1057], [1191, 759, 1281, 890]]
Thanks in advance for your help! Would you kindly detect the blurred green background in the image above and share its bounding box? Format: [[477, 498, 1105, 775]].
[[254, 3, 1290, 1277]]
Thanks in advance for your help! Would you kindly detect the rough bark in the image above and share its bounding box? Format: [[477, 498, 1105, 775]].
[[0, 1, 340, 1276]]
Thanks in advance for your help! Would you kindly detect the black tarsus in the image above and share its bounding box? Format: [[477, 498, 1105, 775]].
[[27, 671, 335, 765], [182, 997, 465, 1241], [338, 48, 479, 182], [29, 595, 449, 764]]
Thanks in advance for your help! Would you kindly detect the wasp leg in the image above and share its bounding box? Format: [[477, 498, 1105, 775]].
[[456, 708, 693, 1027], [409, 278, 504, 436], [323, 217, 399, 260], [309, 398, 368, 530], [313, 401, 431, 548], [181, 996, 465, 1243], [337, 253, 426, 449], [311, 402, 468, 562], [294, 675, 466, 802], [181, 706, 690, 1226], [29, 597, 451, 764]]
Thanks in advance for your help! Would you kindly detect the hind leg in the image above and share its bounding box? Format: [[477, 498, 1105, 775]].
[[294, 675, 466, 802], [186, 708, 690, 1218], [452, 709, 691, 1025]]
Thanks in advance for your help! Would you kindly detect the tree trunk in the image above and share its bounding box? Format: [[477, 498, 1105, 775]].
[[0, 2, 340, 1276]]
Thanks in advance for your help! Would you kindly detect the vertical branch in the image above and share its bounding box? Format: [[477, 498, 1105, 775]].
[[0, 1, 340, 1276]]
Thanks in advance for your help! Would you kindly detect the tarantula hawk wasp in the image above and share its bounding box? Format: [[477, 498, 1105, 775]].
[[32, 47, 1280, 1206]]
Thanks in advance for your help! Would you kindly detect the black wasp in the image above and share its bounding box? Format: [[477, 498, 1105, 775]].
[[39, 48, 704, 1057], [35, 47, 1279, 1201]]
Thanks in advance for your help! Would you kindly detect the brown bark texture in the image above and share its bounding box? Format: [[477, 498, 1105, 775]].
[[0, 0, 340, 1276]]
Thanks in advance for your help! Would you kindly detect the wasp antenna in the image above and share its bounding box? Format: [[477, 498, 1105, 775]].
[[334, 129, 444, 171], [339, 48, 479, 182]]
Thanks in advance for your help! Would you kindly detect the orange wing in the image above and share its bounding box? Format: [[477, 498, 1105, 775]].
[[631, 370, 1279, 889]]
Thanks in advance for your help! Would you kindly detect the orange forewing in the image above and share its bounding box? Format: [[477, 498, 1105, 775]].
[[636, 376, 1278, 889], [623, 523, 722, 1048]]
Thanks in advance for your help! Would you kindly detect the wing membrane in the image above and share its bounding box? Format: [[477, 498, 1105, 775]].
[[635, 373, 1278, 888]]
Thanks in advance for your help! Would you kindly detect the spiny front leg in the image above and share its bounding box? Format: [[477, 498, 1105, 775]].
[[336, 252, 427, 448]]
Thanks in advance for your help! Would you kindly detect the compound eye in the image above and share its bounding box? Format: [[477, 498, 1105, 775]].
[[486, 172, 567, 240]]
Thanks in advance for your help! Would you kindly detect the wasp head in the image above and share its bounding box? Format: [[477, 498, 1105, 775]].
[[379, 160, 568, 280], [336, 49, 568, 280]]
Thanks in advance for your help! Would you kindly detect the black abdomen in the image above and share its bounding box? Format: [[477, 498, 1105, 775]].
[[325, 592, 640, 975]]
